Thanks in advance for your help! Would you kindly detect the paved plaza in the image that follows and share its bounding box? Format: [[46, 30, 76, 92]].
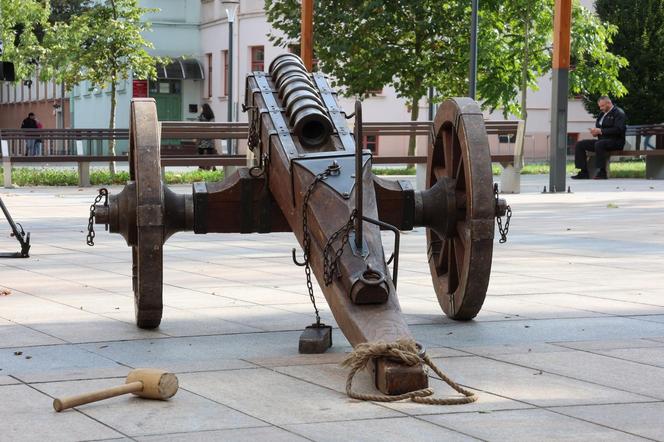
[[1, 174, 664, 441]]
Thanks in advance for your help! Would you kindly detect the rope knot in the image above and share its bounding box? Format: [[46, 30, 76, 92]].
[[341, 339, 478, 406]]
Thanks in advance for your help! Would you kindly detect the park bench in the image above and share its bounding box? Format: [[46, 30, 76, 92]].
[[1, 120, 524, 189], [585, 124, 664, 179], [362, 120, 525, 193]]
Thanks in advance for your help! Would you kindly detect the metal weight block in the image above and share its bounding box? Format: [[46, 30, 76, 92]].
[[299, 323, 333, 354]]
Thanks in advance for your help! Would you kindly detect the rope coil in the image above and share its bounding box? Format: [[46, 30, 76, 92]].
[[341, 339, 477, 405]]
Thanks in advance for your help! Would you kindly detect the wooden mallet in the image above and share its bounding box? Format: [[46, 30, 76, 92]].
[[53, 368, 179, 412]]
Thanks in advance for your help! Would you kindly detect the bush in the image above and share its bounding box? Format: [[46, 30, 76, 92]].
[[0, 160, 647, 186]]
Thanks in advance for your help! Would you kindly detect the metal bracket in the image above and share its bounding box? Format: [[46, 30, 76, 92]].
[[362, 216, 400, 289], [312, 73, 355, 152], [349, 231, 369, 258], [254, 73, 298, 161], [0, 196, 30, 258], [292, 154, 371, 200]]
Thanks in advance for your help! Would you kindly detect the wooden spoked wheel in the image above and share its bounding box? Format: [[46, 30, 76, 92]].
[[129, 99, 164, 329], [426, 98, 495, 320]]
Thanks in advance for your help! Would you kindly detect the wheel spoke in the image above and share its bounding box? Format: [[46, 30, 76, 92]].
[[443, 128, 453, 171], [455, 156, 466, 189], [436, 237, 449, 272], [453, 236, 465, 274], [447, 238, 459, 293], [456, 190, 467, 210], [456, 220, 469, 245]]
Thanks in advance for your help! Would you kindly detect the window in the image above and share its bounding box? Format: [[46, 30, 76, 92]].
[[363, 135, 379, 154], [206, 53, 213, 98], [250, 46, 265, 72], [499, 134, 517, 143], [222, 50, 228, 96]]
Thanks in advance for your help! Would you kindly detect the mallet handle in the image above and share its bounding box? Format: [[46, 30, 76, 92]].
[[53, 381, 143, 412]]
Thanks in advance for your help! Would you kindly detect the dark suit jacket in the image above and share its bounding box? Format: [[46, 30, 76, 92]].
[[596, 106, 626, 144], [21, 118, 37, 129]]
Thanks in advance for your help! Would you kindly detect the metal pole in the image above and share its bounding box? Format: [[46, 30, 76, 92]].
[[428, 87, 435, 121], [227, 18, 234, 155], [301, 0, 314, 71], [549, 0, 572, 192], [469, 0, 479, 99], [354, 101, 363, 251]]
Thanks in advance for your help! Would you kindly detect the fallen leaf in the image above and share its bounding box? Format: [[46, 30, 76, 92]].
[[14, 351, 22, 356], [0, 288, 11, 296]]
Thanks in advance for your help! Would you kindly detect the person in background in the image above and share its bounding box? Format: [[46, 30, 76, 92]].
[[571, 96, 626, 180], [197, 104, 216, 170], [34, 118, 44, 156], [20, 112, 38, 156]]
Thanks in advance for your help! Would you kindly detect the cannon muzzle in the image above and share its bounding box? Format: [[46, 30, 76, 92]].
[[269, 54, 333, 148]]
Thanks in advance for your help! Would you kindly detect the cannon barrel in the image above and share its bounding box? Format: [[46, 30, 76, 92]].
[[269, 54, 333, 148]]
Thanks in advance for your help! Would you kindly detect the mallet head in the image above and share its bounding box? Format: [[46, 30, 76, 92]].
[[126, 368, 179, 400]]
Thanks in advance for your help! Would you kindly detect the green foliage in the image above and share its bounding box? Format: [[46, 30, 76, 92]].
[[592, 0, 664, 124], [48, 0, 92, 24], [371, 167, 416, 176], [4, 168, 225, 186], [265, 0, 627, 118], [0, 0, 50, 79], [515, 160, 645, 177], [0, 161, 646, 186], [42, 0, 158, 91]]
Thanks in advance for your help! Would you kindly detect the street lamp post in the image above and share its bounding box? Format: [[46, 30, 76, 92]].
[[223, 1, 239, 155], [469, 0, 479, 99]]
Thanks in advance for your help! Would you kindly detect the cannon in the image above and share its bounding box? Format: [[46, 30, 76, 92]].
[[89, 54, 509, 396]]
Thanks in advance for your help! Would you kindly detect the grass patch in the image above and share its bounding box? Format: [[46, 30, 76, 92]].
[[0, 159, 647, 186], [374, 161, 646, 178], [2, 167, 225, 186], [507, 160, 645, 178], [372, 167, 416, 175]]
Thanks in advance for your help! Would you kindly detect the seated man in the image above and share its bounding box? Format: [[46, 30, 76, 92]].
[[571, 96, 626, 180]]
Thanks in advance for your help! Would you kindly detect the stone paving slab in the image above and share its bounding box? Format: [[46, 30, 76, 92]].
[[35, 378, 264, 438], [555, 402, 664, 441], [421, 408, 647, 441], [1, 176, 664, 441]]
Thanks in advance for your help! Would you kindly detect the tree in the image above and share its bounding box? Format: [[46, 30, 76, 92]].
[[0, 0, 50, 80], [43, 0, 158, 174], [265, 0, 627, 155], [592, 0, 664, 123], [48, 0, 92, 24], [480, 1, 627, 119]]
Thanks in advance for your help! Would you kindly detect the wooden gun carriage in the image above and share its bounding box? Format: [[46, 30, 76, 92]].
[[90, 54, 508, 395]]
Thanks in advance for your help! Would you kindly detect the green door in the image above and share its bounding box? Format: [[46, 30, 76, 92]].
[[150, 80, 182, 146]]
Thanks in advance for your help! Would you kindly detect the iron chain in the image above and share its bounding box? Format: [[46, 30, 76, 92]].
[[494, 184, 512, 244], [322, 210, 357, 286], [301, 169, 333, 326], [86, 188, 108, 247]]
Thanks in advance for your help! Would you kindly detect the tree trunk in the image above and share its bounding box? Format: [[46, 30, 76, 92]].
[[520, 1, 531, 124], [108, 80, 117, 176], [407, 95, 421, 169]]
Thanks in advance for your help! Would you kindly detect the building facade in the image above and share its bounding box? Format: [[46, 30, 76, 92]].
[[70, 0, 203, 134], [0, 78, 69, 131], [0, 0, 603, 160]]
